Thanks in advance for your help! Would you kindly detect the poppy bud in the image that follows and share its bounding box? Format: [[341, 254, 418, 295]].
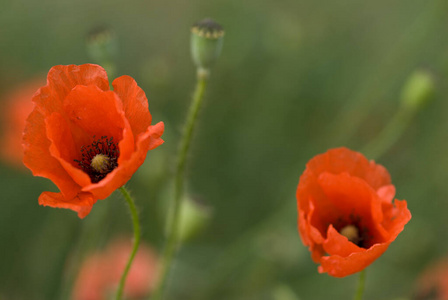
[[86, 26, 118, 76], [271, 284, 300, 300], [400, 70, 435, 111], [161, 182, 212, 242], [178, 196, 212, 242], [191, 18, 224, 74]]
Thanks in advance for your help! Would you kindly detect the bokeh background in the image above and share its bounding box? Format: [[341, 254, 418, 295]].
[[1, 0, 448, 299]]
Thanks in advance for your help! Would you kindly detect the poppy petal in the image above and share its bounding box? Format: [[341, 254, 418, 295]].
[[33, 64, 109, 116], [317, 172, 377, 221], [323, 225, 364, 257], [46, 64, 109, 100], [45, 112, 92, 187], [23, 109, 80, 200], [381, 199, 412, 238], [377, 185, 396, 204], [318, 242, 390, 277], [63, 85, 135, 163], [112, 76, 152, 137], [306, 147, 391, 190], [304, 200, 325, 245], [38, 191, 95, 218], [64, 86, 127, 141], [318, 172, 389, 244]]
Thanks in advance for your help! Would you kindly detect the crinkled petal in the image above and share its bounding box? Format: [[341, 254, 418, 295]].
[[323, 225, 364, 257], [306, 147, 391, 190], [112, 76, 152, 137], [318, 172, 389, 244], [296, 171, 327, 217], [377, 185, 396, 203], [38, 191, 95, 218], [45, 112, 92, 188], [317, 172, 374, 217], [318, 242, 390, 277], [23, 109, 80, 200], [381, 199, 412, 238], [64, 86, 126, 141], [33, 64, 109, 116], [82, 122, 164, 199], [64, 85, 135, 163], [305, 200, 325, 245]]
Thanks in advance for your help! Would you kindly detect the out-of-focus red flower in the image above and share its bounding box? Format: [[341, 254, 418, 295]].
[[22, 64, 164, 218], [0, 79, 43, 168], [296, 147, 411, 277], [73, 238, 158, 300], [415, 258, 448, 300]]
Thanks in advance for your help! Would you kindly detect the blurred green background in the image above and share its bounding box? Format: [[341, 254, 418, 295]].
[[1, 0, 448, 299]]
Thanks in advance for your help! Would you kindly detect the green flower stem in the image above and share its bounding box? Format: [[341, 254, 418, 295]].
[[353, 270, 366, 300], [116, 186, 141, 300], [361, 106, 414, 160], [152, 70, 209, 300]]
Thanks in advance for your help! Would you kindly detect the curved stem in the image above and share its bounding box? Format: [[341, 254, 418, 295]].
[[151, 71, 209, 300], [353, 270, 366, 300], [361, 106, 414, 160], [116, 186, 141, 300]]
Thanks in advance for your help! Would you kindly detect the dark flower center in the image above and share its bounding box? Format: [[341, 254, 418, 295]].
[[332, 214, 371, 248], [74, 136, 119, 183], [339, 225, 360, 244]]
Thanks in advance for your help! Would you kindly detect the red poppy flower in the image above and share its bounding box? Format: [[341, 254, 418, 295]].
[[73, 238, 158, 300], [0, 79, 44, 168], [22, 64, 164, 218], [415, 258, 448, 300], [296, 147, 411, 277]]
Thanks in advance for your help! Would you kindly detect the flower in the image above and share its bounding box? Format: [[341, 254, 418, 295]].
[[73, 238, 158, 300], [296, 147, 411, 277], [0, 79, 44, 168], [22, 64, 164, 218], [414, 257, 448, 300]]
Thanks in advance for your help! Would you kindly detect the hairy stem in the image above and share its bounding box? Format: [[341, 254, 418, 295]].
[[115, 186, 141, 300], [151, 70, 209, 300]]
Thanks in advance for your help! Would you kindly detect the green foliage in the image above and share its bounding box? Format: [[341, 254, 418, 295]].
[[1, 0, 448, 299]]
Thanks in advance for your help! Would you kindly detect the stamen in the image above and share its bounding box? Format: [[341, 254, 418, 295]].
[[340, 225, 360, 244], [91, 154, 111, 173], [74, 136, 119, 183]]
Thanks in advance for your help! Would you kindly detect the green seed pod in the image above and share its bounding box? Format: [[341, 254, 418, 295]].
[[191, 18, 224, 72], [400, 70, 435, 111]]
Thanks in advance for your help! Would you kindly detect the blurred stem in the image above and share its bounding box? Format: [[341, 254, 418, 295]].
[[58, 200, 112, 300], [353, 270, 366, 300], [328, 0, 443, 145], [115, 186, 141, 300], [152, 69, 209, 300], [361, 106, 414, 160]]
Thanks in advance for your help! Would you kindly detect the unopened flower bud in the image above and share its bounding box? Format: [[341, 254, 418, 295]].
[[86, 26, 118, 76], [178, 196, 212, 242], [160, 182, 212, 242], [191, 18, 224, 73], [272, 284, 300, 300], [400, 70, 435, 111]]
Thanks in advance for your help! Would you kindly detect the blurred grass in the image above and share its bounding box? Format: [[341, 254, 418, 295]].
[[1, 0, 448, 299]]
